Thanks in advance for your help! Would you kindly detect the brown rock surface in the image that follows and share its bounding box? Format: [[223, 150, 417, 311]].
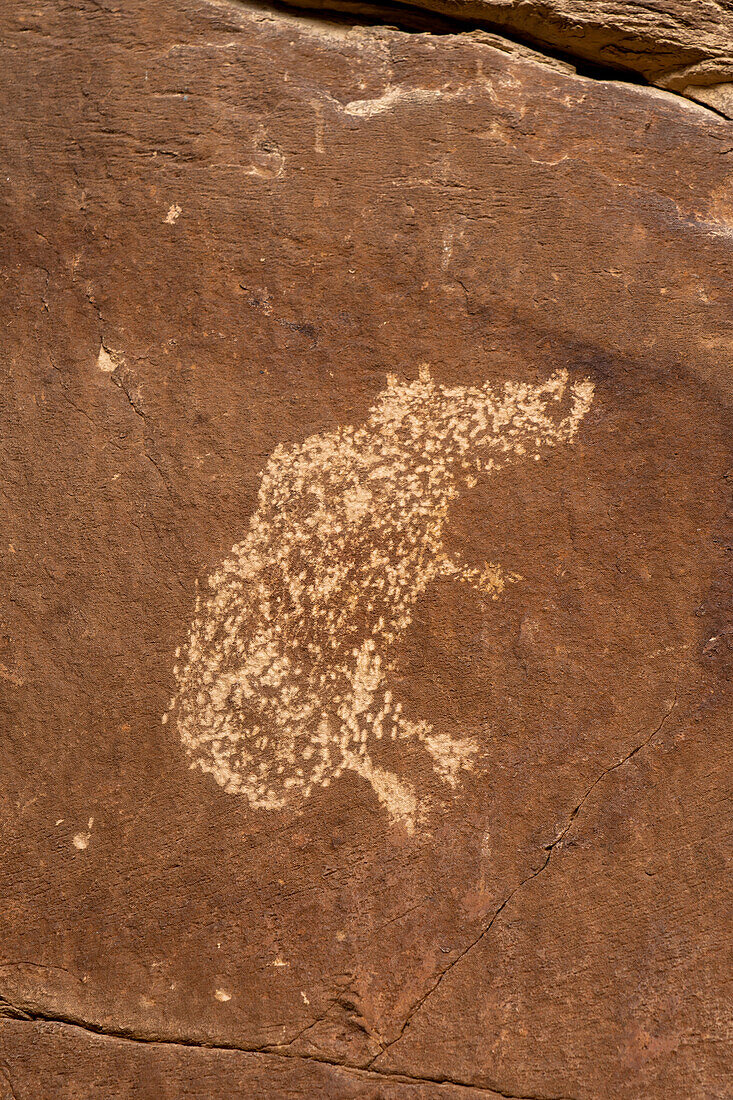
[[1, 1, 731, 1097], [0, 1020, 500, 1100], [283, 0, 733, 116]]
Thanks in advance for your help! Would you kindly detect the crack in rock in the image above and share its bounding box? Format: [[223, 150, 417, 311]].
[[1, 1011, 549, 1098], [367, 687, 679, 1073]]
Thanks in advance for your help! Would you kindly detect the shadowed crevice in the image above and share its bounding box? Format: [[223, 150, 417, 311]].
[[223, 0, 733, 120]]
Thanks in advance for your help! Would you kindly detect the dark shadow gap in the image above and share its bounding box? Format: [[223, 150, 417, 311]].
[[251, 0, 651, 86]]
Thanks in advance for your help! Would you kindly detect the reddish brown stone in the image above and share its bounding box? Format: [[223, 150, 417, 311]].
[[285, 0, 733, 115], [0, 1, 731, 1097], [0, 1020, 501, 1099]]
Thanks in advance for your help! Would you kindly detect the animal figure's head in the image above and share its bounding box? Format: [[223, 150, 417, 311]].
[[369, 365, 594, 473]]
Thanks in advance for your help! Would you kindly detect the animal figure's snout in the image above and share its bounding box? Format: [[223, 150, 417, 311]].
[[493, 370, 594, 455], [542, 371, 596, 440]]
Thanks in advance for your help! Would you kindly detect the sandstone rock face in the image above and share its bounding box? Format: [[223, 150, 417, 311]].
[[286, 0, 733, 116], [1, 1, 731, 1098]]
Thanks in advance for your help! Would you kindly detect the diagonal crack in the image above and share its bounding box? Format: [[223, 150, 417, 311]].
[[367, 685, 679, 1071], [3, 689, 675, 1100], [111, 370, 146, 424], [276, 977, 360, 1050], [109, 367, 178, 503]]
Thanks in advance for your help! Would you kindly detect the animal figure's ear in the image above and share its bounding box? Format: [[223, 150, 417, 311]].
[[556, 368, 569, 398], [418, 362, 432, 383], [542, 368, 568, 401], [385, 372, 399, 388]]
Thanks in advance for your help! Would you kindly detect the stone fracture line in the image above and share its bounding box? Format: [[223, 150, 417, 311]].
[[366, 688, 679, 1067], [164, 367, 594, 829]]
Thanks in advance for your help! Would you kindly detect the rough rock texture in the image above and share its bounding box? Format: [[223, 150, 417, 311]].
[[0, 1020, 500, 1100], [1, 0, 731, 1097], [283, 0, 733, 116]]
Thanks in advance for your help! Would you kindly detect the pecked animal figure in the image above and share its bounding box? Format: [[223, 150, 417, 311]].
[[165, 367, 594, 831]]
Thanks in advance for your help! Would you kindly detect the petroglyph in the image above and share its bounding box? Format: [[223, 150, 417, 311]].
[[165, 368, 594, 831]]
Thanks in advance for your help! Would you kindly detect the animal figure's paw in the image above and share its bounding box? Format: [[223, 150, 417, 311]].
[[437, 555, 522, 601], [475, 562, 522, 600], [394, 717, 478, 790]]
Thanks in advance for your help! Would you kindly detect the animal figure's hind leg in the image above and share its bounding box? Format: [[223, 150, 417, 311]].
[[364, 687, 479, 793], [342, 749, 418, 834]]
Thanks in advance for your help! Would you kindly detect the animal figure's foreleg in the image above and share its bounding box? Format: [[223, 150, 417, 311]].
[[342, 749, 418, 834]]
